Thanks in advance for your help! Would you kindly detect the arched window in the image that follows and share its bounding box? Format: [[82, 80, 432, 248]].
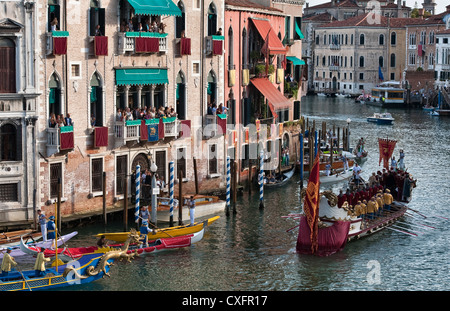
[[48, 0, 60, 32], [379, 34, 384, 45], [359, 56, 365, 67], [175, 1, 185, 38], [207, 70, 217, 107], [176, 71, 186, 120], [48, 73, 62, 120], [242, 28, 248, 69], [360, 34, 365, 45], [0, 38, 16, 93], [390, 53, 396, 67], [89, 0, 105, 36], [90, 72, 103, 127], [207, 3, 217, 36], [0, 123, 19, 161], [228, 26, 234, 69], [391, 32, 396, 45]]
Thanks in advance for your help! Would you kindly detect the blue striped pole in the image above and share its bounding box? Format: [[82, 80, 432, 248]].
[[135, 165, 140, 227], [169, 161, 174, 226], [314, 130, 318, 157], [259, 150, 264, 209], [300, 133, 304, 189], [226, 156, 231, 215]]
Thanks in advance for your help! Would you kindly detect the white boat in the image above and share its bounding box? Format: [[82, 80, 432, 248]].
[[317, 93, 327, 97], [154, 195, 226, 223], [430, 110, 439, 116], [320, 169, 353, 184], [0, 231, 78, 258], [367, 112, 394, 125]]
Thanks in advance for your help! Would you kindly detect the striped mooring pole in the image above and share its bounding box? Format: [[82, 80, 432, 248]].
[[226, 156, 231, 216], [169, 161, 174, 226], [259, 150, 264, 209], [135, 165, 140, 227]]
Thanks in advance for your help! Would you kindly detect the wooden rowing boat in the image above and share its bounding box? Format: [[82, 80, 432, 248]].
[[264, 167, 295, 188], [96, 215, 220, 243], [0, 230, 42, 246], [20, 229, 205, 261]]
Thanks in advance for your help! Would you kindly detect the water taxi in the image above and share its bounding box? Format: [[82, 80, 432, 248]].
[[366, 81, 405, 108]]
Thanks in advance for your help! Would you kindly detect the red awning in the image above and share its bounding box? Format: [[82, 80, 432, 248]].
[[251, 78, 292, 118], [251, 18, 286, 55]]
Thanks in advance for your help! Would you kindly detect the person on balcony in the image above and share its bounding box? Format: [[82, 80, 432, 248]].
[[128, 19, 134, 32], [94, 24, 102, 36]]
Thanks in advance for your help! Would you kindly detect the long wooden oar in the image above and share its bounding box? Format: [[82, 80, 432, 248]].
[[385, 226, 417, 237], [17, 267, 32, 291], [396, 220, 435, 230], [391, 224, 424, 235]]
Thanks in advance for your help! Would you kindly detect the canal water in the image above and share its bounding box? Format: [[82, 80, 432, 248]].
[[18, 96, 450, 293]]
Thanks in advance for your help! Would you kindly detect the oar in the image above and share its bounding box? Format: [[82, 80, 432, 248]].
[[385, 226, 417, 237], [405, 212, 439, 224], [391, 224, 424, 235], [138, 215, 174, 238], [396, 220, 435, 230], [405, 206, 427, 219], [286, 224, 300, 232], [17, 267, 32, 291]]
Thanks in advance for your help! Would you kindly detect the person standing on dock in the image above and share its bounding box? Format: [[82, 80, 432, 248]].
[[188, 196, 196, 226], [37, 209, 48, 242]]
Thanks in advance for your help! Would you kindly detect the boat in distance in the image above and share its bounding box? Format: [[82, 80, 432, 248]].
[[367, 112, 394, 125]]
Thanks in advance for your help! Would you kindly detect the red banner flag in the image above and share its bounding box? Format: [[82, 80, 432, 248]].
[[303, 151, 321, 253], [378, 138, 397, 170]]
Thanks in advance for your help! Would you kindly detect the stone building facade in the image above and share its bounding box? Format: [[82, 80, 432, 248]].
[[0, 1, 40, 229]]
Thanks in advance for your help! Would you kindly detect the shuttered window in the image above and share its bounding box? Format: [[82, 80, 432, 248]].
[[0, 38, 16, 93], [50, 162, 62, 199], [91, 158, 103, 192]]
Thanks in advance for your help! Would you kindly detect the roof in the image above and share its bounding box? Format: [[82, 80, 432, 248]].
[[306, 0, 359, 10], [318, 13, 389, 28], [303, 12, 337, 23], [225, 0, 283, 13]]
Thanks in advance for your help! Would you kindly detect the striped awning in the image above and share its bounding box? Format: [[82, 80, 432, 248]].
[[127, 0, 182, 16], [115, 68, 168, 86]]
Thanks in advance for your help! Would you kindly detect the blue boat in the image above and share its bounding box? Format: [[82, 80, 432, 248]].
[[0, 252, 115, 291], [367, 112, 394, 125]]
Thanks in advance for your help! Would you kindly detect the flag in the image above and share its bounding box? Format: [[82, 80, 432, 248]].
[[303, 151, 321, 253], [378, 138, 397, 170], [378, 66, 384, 82]]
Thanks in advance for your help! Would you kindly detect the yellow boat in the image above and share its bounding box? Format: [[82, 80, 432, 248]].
[[96, 216, 220, 242]]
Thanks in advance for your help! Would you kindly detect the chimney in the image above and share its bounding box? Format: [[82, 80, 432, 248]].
[[447, 5, 450, 13], [418, 8, 424, 19], [397, 0, 401, 9]]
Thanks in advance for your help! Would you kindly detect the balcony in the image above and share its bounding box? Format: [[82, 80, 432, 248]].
[[46, 126, 74, 157], [46, 31, 69, 55], [205, 35, 224, 55], [114, 118, 181, 147], [329, 65, 340, 71], [329, 44, 341, 50], [204, 114, 227, 139], [114, 120, 141, 147], [118, 32, 168, 54]]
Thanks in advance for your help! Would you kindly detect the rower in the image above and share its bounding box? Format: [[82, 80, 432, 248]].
[[383, 189, 394, 212], [140, 219, 150, 247]]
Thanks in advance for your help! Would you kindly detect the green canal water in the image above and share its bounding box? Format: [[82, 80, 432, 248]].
[[17, 96, 450, 294]]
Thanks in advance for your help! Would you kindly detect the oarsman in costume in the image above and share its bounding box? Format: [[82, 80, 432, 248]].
[[361, 200, 367, 222], [383, 189, 394, 211], [337, 189, 347, 209], [353, 201, 363, 218], [1, 248, 17, 276], [34, 248, 50, 277], [366, 197, 378, 220], [376, 192, 384, 217]]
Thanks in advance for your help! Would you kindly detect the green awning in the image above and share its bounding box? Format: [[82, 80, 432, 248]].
[[127, 0, 182, 16], [116, 68, 168, 86], [295, 21, 305, 40], [52, 31, 69, 37], [286, 56, 305, 66]]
